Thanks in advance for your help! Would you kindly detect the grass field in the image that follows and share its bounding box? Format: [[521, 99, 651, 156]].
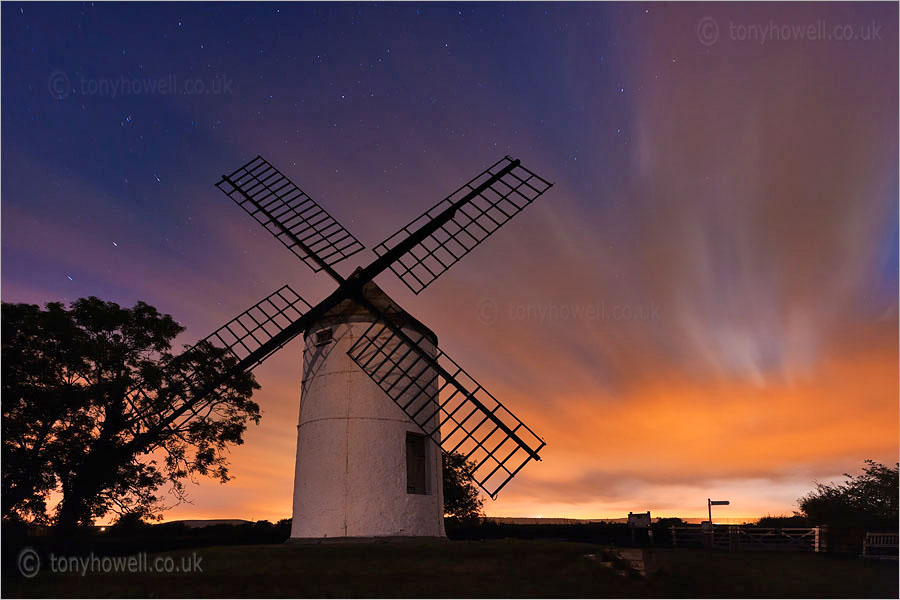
[[5, 539, 898, 598]]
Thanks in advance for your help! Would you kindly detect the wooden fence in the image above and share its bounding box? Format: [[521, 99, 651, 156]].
[[862, 532, 898, 560], [671, 525, 825, 552]]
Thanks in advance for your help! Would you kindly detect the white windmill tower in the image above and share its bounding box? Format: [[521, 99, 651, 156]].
[[291, 279, 445, 538], [134, 155, 552, 540]]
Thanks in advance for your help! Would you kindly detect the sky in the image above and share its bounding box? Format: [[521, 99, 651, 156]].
[[2, 2, 897, 522]]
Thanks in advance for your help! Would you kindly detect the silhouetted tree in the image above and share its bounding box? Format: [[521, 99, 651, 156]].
[[755, 514, 811, 527], [2, 298, 260, 531], [442, 451, 484, 521], [653, 517, 687, 528], [2, 301, 83, 524], [798, 460, 898, 530], [110, 510, 150, 535]]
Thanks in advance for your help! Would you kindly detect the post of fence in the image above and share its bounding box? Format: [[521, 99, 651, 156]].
[[671, 526, 677, 547]]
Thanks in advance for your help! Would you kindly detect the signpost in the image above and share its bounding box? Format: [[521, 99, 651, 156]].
[[708, 498, 730, 524]]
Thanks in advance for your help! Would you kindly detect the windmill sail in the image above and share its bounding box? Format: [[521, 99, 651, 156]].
[[125, 285, 311, 434], [373, 156, 552, 294], [216, 155, 365, 275], [194, 284, 312, 368], [347, 318, 545, 498]]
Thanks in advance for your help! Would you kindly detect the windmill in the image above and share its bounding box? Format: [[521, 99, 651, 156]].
[[134, 154, 553, 539]]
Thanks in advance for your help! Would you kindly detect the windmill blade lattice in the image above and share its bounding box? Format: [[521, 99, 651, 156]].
[[216, 156, 365, 274], [197, 284, 312, 368], [124, 285, 311, 433], [373, 156, 553, 294], [347, 318, 546, 498]]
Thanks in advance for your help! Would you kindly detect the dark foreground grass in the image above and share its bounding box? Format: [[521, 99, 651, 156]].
[[644, 547, 897, 598], [4, 540, 897, 598]]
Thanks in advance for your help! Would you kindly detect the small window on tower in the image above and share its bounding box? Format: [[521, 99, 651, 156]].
[[406, 432, 428, 495], [314, 329, 333, 346]]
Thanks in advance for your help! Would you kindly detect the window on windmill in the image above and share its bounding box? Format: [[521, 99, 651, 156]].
[[406, 432, 428, 495], [314, 328, 333, 346]]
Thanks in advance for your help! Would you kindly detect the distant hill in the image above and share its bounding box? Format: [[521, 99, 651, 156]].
[[164, 519, 254, 529]]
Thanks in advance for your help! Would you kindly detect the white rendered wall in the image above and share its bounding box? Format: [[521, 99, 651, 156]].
[[290, 320, 445, 539]]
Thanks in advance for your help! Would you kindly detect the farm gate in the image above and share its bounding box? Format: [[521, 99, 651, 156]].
[[671, 525, 825, 552]]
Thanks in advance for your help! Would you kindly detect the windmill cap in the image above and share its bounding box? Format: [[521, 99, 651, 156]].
[[304, 273, 438, 346]]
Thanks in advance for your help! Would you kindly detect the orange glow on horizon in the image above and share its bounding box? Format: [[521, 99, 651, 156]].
[[143, 317, 896, 525]]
